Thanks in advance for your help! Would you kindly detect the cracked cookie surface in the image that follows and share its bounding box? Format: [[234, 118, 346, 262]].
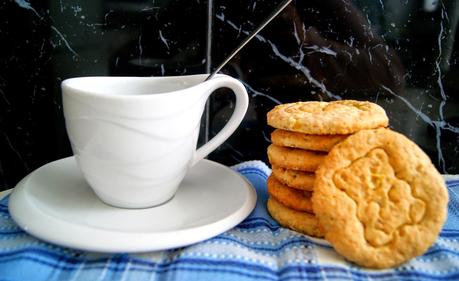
[[271, 129, 348, 152], [267, 175, 314, 212], [267, 100, 388, 135], [267, 144, 326, 172], [271, 165, 315, 191], [312, 128, 448, 268], [267, 197, 325, 238]]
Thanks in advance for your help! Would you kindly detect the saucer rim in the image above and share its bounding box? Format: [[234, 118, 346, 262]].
[[8, 157, 257, 253]]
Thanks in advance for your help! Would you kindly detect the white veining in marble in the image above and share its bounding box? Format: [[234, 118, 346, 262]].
[[216, 12, 341, 100], [215, 2, 459, 172], [14, 0, 79, 57]]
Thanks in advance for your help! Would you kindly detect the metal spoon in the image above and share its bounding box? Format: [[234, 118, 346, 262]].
[[205, 0, 292, 81]]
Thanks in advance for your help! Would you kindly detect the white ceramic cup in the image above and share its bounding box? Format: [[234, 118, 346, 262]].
[[61, 74, 248, 208]]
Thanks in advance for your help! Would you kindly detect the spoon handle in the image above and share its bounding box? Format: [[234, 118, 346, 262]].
[[205, 0, 292, 81]]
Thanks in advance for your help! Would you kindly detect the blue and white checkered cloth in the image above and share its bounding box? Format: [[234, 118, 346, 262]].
[[1, 160, 459, 280]]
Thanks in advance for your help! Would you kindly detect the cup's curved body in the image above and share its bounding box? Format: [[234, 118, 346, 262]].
[[62, 74, 248, 208]]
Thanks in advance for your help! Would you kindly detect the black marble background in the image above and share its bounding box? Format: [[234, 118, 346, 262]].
[[1, 0, 458, 189]]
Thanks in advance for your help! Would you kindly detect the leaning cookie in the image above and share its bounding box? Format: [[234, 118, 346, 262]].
[[267, 144, 326, 172], [267, 175, 313, 213], [271, 129, 348, 152], [312, 128, 449, 269], [267, 197, 325, 238], [271, 165, 315, 191], [267, 100, 388, 135]]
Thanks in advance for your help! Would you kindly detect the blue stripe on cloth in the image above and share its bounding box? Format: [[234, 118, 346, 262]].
[[205, 235, 314, 253], [2, 252, 459, 281], [0, 230, 24, 236], [0, 161, 459, 281], [444, 180, 459, 231], [422, 247, 459, 258], [440, 232, 459, 238], [446, 179, 459, 185]]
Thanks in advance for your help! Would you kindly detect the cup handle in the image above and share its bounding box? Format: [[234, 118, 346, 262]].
[[191, 75, 249, 166]]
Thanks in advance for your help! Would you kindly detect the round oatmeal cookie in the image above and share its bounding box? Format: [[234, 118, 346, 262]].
[[267, 144, 326, 172], [267, 197, 325, 238], [267, 175, 313, 212], [271, 165, 315, 191], [267, 100, 388, 135], [312, 128, 449, 269], [271, 129, 348, 152]]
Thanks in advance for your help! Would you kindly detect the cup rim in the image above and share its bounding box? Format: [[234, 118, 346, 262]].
[[61, 73, 221, 100]]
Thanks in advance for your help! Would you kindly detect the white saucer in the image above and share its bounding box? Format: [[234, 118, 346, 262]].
[[9, 157, 256, 253]]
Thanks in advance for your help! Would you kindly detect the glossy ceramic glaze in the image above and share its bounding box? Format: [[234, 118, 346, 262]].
[[62, 74, 248, 208], [8, 157, 256, 252]]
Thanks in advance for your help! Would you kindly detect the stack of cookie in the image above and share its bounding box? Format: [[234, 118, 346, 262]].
[[265, 100, 449, 269], [265, 100, 390, 238]]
